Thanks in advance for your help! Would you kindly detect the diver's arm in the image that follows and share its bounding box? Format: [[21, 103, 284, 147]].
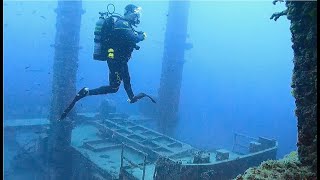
[[125, 29, 145, 44], [114, 20, 145, 43]]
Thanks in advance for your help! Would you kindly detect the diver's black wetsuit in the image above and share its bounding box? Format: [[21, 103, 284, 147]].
[[59, 19, 155, 120], [89, 19, 145, 100]]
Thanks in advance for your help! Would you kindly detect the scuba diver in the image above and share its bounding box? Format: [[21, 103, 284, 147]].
[[59, 4, 156, 120]]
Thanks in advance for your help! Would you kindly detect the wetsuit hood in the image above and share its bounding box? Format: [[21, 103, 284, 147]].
[[124, 4, 142, 25]]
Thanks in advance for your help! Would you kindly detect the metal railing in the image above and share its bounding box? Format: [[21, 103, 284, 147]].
[[232, 132, 258, 154], [120, 143, 148, 180]]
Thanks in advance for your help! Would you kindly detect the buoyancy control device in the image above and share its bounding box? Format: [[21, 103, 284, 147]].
[[93, 4, 126, 61], [93, 4, 141, 61]]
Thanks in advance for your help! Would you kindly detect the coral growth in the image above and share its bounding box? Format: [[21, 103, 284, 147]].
[[154, 157, 182, 180], [237, 1, 317, 178], [286, 1, 317, 173], [270, 0, 317, 174], [234, 151, 316, 180]]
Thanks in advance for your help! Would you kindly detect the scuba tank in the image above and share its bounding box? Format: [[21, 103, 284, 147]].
[[93, 4, 118, 61], [93, 12, 115, 61], [92, 3, 141, 61], [93, 16, 105, 60]]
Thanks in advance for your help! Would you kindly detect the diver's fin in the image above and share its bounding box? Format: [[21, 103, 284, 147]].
[[59, 99, 77, 120], [143, 93, 156, 103], [59, 87, 89, 120], [132, 93, 156, 104]]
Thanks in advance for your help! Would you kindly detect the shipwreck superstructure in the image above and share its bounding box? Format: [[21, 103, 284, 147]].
[[4, 113, 277, 180]]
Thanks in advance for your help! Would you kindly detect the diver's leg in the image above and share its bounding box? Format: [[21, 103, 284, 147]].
[[60, 78, 121, 120], [59, 64, 121, 120], [81, 61, 121, 96], [59, 87, 90, 120], [74, 87, 89, 101], [120, 63, 156, 104], [87, 85, 119, 95], [88, 69, 122, 95], [121, 62, 134, 100]]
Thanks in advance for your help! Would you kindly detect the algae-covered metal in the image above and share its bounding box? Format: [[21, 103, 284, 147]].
[[4, 114, 277, 180], [69, 115, 277, 180]]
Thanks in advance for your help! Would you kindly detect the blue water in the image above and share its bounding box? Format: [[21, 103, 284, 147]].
[[4, 0, 295, 165]]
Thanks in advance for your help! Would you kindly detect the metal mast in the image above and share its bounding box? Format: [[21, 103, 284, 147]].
[[157, 0, 190, 135], [47, 1, 84, 179]]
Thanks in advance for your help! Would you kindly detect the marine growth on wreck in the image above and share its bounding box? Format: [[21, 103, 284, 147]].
[[3, 0, 317, 180]]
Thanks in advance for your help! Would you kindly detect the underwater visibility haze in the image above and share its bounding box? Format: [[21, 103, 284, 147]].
[[3, 0, 302, 179]]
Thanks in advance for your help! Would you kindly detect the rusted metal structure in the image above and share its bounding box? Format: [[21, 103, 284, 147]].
[[4, 114, 278, 180], [157, 0, 190, 136], [47, 0, 84, 179]]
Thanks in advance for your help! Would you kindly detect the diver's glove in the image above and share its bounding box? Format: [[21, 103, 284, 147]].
[[137, 31, 147, 40], [142, 32, 147, 40]]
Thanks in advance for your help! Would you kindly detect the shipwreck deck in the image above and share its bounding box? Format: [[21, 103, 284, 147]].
[[70, 116, 196, 179], [69, 114, 277, 180], [4, 113, 278, 180]]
